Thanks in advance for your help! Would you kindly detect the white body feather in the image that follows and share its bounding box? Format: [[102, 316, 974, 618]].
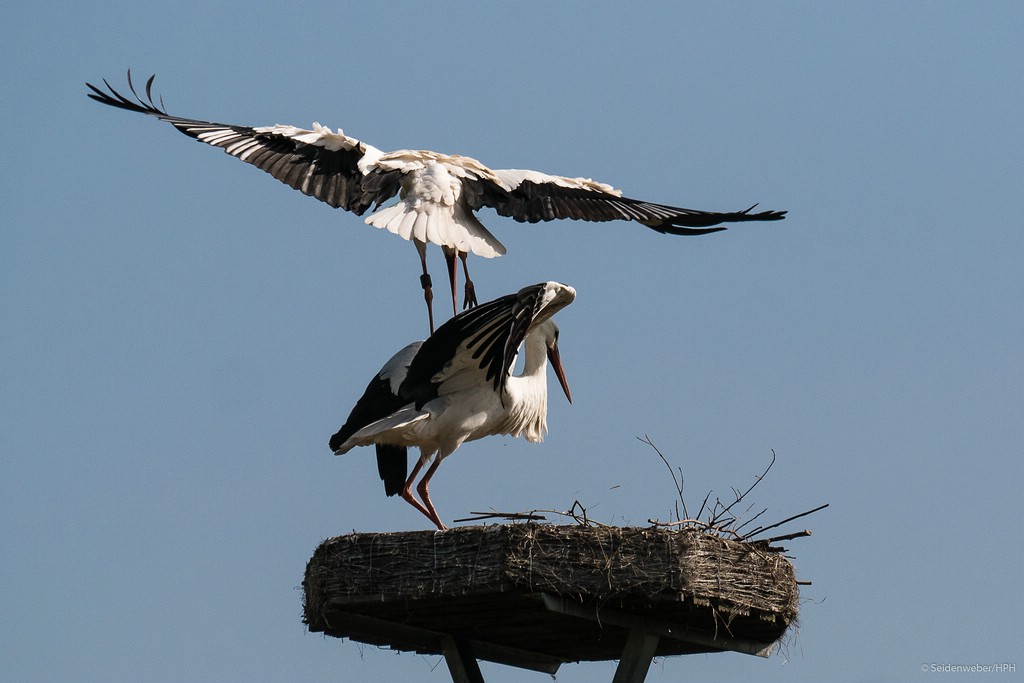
[[335, 319, 558, 462], [365, 156, 507, 258]]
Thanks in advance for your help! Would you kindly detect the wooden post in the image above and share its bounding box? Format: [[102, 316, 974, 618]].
[[442, 636, 485, 683], [612, 627, 660, 683]]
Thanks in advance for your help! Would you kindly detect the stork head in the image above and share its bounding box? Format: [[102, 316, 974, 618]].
[[527, 282, 574, 405], [530, 282, 576, 326]]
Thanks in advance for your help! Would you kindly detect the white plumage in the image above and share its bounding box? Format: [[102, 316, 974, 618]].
[[87, 72, 785, 332], [329, 281, 575, 530]]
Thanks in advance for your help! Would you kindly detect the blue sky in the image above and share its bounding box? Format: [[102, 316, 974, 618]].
[[3, 2, 1022, 681]]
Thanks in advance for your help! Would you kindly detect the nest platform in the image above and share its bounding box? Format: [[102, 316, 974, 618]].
[[303, 524, 798, 682]]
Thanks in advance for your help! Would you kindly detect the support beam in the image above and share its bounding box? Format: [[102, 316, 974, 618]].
[[539, 593, 775, 658], [321, 605, 563, 674], [441, 637, 485, 683], [612, 627, 660, 683]]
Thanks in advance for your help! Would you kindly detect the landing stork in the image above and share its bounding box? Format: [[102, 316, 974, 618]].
[[87, 72, 786, 333], [329, 281, 575, 530]]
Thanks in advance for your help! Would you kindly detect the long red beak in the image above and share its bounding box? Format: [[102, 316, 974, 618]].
[[547, 343, 572, 404]]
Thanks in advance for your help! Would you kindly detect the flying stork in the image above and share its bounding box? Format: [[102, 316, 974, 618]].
[[87, 72, 786, 333], [329, 281, 575, 530]]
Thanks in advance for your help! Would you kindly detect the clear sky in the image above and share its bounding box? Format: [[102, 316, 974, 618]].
[[3, 2, 1022, 681]]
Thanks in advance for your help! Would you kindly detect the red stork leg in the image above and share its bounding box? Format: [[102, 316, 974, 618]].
[[460, 252, 478, 309], [416, 457, 447, 531], [415, 241, 435, 335], [442, 245, 459, 318], [400, 456, 446, 529]]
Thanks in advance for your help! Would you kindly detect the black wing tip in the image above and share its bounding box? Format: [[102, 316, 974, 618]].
[[651, 205, 787, 235], [652, 224, 731, 236], [85, 69, 168, 116], [740, 204, 788, 221]]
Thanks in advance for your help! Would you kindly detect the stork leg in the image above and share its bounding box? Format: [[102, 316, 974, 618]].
[[416, 457, 447, 530], [415, 241, 436, 335], [442, 245, 459, 318], [460, 252, 478, 309], [400, 456, 434, 521], [400, 455, 447, 530]]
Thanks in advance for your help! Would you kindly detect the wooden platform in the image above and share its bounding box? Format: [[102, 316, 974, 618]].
[[303, 524, 798, 681]]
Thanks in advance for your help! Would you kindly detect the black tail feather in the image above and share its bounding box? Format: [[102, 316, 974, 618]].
[[375, 445, 408, 497]]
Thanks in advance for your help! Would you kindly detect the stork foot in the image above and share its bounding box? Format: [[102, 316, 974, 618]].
[[459, 253, 478, 309], [463, 280, 478, 309], [399, 457, 447, 530], [416, 458, 447, 530], [417, 478, 447, 531]]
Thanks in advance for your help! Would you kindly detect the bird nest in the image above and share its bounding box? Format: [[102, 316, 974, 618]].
[[303, 524, 798, 665]]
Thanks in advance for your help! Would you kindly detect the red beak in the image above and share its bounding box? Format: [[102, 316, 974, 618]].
[[547, 343, 572, 404]]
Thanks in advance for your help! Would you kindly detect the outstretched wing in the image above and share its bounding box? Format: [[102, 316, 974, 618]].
[[401, 282, 574, 404], [466, 168, 786, 235], [86, 72, 399, 214]]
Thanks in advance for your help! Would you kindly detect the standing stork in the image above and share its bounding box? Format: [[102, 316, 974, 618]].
[[329, 281, 575, 530], [87, 72, 786, 333]]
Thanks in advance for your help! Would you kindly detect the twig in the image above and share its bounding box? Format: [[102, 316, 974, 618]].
[[695, 490, 711, 522], [762, 529, 812, 543], [453, 511, 548, 523], [712, 449, 776, 524], [742, 503, 830, 540], [638, 435, 687, 520], [637, 436, 828, 551], [647, 518, 706, 528], [733, 506, 769, 534], [454, 501, 612, 527]]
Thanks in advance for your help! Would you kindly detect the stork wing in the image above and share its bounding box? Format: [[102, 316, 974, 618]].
[[467, 168, 785, 235], [345, 408, 430, 447], [329, 342, 424, 497], [401, 282, 573, 405], [86, 72, 398, 214], [330, 342, 423, 454]]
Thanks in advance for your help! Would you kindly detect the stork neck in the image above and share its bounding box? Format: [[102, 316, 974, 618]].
[[518, 331, 549, 380]]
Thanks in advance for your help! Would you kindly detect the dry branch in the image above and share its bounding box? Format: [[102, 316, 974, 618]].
[[638, 438, 827, 546]]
